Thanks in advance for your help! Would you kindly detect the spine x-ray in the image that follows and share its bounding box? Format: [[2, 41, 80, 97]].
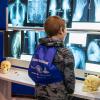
[[23, 31, 46, 55], [8, 0, 27, 26], [7, 31, 22, 58], [86, 34, 100, 63], [72, 0, 89, 22], [27, 0, 47, 24], [23, 31, 36, 55]]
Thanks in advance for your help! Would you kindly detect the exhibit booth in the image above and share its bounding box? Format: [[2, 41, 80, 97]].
[[0, 0, 100, 100]]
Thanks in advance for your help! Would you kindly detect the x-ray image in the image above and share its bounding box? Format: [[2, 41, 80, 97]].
[[4, 31, 22, 58], [23, 31, 36, 55], [35, 31, 47, 45], [8, 0, 27, 26], [23, 31, 46, 55], [68, 44, 86, 70], [27, 0, 47, 25], [86, 34, 100, 63], [48, 0, 72, 27], [72, 0, 89, 22], [89, 0, 100, 22]]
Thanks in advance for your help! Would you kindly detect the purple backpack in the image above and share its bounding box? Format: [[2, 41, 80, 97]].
[[28, 45, 63, 85]]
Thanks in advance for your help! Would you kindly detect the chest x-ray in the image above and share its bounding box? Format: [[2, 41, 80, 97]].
[[89, 0, 100, 22], [68, 44, 86, 70], [23, 31, 46, 55], [27, 0, 47, 24], [86, 34, 100, 63], [72, 0, 89, 22], [48, 0, 72, 27], [8, 0, 27, 26]]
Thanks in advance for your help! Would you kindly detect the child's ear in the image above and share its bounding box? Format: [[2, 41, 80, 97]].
[[59, 27, 64, 34]]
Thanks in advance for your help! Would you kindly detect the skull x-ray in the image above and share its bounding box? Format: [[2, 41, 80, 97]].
[[23, 31, 46, 55], [72, 0, 89, 22], [86, 34, 100, 63], [68, 44, 86, 70], [27, 0, 47, 24], [4, 31, 22, 58], [89, 0, 100, 22], [48, 0, 72, 27], [8, 0, 27, 26]]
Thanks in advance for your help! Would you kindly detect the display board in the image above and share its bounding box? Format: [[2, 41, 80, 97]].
[[72, 0, 100, 29], [8, 0, 48, 27], [66, 32, 100, 74], [72, 0, 89, 22], [48, 0, 73, 28], [4, 30, 46, 60], [4, 30, 100, 79]]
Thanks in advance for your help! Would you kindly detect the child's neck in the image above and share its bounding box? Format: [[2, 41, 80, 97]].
[[51, 34, 64, 41]]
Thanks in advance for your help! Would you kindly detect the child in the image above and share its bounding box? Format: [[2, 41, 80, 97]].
[[31, 16, 75, 100]]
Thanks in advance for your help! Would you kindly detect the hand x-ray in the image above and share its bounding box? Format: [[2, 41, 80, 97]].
[[4, 31, 22, 58], [23, 31, 46, 55], [89, 0, 100, 22], [68, 44, 86, 70], [86, 34, 100, 63], [48, 0, 72, 27], [8, 0, 27, 26], [72, 0, 89, 22], [27, 0, 48, 25]]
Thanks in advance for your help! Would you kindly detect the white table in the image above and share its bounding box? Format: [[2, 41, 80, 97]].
[[0, 67, 100, 100], [0, 67, 35, 100], [73, 80, 100, 100]]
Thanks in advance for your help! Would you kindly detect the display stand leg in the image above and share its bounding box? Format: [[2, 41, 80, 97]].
[[0, 80, 11, 100]]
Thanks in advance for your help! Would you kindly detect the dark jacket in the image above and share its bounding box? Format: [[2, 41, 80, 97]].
[[36, 37, 75, 100]]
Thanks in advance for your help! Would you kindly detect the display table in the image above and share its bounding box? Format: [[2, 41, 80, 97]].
[[0, 67, 35, 100], [0, 67, 100, 100], [73, 80, 100, 100]]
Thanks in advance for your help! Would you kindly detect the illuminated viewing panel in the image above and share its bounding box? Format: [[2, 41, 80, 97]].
[[8, 0, 100, 28], [72, 0, 89, 22], [89, 0, 100, 22], [4, 30, 22, 58], [27, 0, 48, 25], [72, 0, 100, 22], [23, 30, 46, 55], [8, 0, 27, 27], [48, 0, 73, 27], [8, 0, 48, 27], [66, 33, 87, 70], [4, 31, 100, 78], [65, 32, 100, 73], [4, 30, 46, 59], [86, 34, 100, 63]]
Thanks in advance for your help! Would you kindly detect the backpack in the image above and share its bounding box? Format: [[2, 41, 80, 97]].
[[28, 45, 63, 85]]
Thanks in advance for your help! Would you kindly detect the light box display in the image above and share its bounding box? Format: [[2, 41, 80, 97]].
[[48, 0, 73, 28]]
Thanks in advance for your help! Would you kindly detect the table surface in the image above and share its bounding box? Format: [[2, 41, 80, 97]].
[[0, 67, 35, 87], [74, 80, 100, 100], [0, 67, 100, 100]]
